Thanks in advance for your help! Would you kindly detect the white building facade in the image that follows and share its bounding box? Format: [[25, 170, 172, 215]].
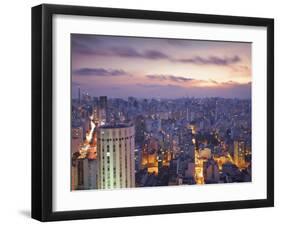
[[97, 124, 135, 189]]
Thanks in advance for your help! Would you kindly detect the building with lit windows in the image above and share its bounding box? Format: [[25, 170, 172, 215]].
[[71, 127, 83, 154], [203, 159, 220, 183], [97, 124, 135, 189], [199, 147, 212, 159], [72, 158, 89, 190], [142, 150, 159, 175], [99, 96, 108, 125], [234, 140, 246, 168]]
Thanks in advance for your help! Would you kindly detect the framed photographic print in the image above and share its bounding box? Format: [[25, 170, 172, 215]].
[[32, 4, 274, 221]]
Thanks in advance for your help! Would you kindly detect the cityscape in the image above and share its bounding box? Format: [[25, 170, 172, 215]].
[[71, 34, 252, 190]]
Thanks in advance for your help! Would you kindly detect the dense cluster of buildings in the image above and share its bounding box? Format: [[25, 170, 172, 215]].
[[71, 89, 252, 190]]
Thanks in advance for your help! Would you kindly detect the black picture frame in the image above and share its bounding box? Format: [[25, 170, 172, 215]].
[[32, 4, 274, 222]]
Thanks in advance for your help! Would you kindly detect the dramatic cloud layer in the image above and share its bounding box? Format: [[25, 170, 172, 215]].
[[73, 38, 241, 67], [71, 34, 251, 99]]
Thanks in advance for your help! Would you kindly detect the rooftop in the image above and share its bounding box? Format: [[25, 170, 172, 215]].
[[99, 123, 133, 129]]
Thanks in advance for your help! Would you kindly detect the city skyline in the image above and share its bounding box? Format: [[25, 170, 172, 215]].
[[71, 95, 252, 190], [72, 34, 251, 99]]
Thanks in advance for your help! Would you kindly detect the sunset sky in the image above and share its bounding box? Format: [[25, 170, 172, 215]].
[[71, 34, 251, 99]]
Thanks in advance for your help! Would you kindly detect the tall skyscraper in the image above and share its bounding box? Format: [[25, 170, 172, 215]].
[[97, 124, 135, 189], [71, 127, 83, 154], [99, 96, 107, 109], [234, 140, 246, 168], [78, 87, 81, 104], [203, 159, 220, 183], [76, 158, 89, 190], [134, 115, 145, 144], [88, 159, 98, 189], [99, 96, 108, 125], [186, 107, 190, 122]]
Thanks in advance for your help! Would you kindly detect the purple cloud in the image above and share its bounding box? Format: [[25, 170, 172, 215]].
[[72, 81, 82, 86], [73, 42, 169, 60], [175, 55, 241, 65], [109, 47, 142, 58], [146, 75, 167, 81], [168, 75, 194, 82], [71, 35, 105, 55], [73, 68, 129, 76], [72, 35, 242, 67], [143, 50, 169, 59], [146, 74, 194, 83], [209, 79, 218, 84], [98, 47, 169, 60], [135, 83, 182, 89]]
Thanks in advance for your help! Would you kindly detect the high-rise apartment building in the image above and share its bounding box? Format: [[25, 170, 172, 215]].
[[97, 124, 135, 189], [203, 159, 220, 183], [234, 140, 246, 168], [99, 96, 108, 125], [71, 127, 83, 154]]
